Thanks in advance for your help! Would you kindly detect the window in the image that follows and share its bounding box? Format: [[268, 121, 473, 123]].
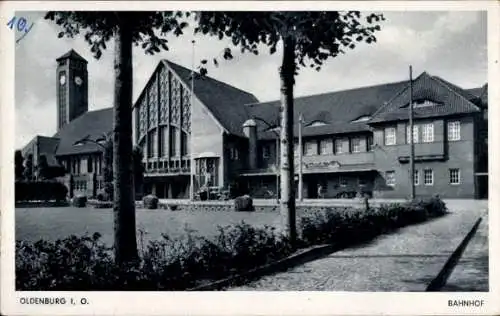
[[181, 132, 189, 156], [448, 121, 461, 141], [304, 141, 316, 156], [262, 144, 271, 158], [422, 123, 434, 143], [414, 170, 419, 186], [424, 169, 434, 185], [230, 147, 239, 160], [406, 125, 419, 144], [334, 139, 343, 154], [340, 176, 348, 187], [308, 120, 327, 127], [384, 127, 396, 145], [87, 156, 93, 173], [351, 115, 371, 123], [169, 127, 177, 156], [350, 138, 362, 153], [319, 139, 332, 155], [385, 171, 396, 186], [449, 169, 460, 185], [367, 135, 374, 151]]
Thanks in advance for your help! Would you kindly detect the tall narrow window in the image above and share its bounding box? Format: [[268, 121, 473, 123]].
[[262, 144, 271, 159], [169, 127, 177, 156], [350, 138, 362, 153], [422, 123, 434, 143], [424, 169, 434, 185], [230, 147, 239, 160], [406, 125, 419, 144], [414, 170, 419, 186], [334, 139, 343, 154], [367, 135, 374, 151], [304, 141, 316, 156], [384, 127, 396, 145], [448, 121, 461, 141], [449, 168, 460, 185], [319, 139, 332, 155]]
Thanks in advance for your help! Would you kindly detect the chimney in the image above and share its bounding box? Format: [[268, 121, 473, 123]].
[[243, 119, 258, 169]]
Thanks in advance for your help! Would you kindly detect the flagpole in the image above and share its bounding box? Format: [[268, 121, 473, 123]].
[[409, 65, 415, 200], [189, 39, 195, 201]]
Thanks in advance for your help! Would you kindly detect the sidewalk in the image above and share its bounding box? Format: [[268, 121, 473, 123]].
[[230, 207, 487, 291], [441, 212, 489, 291]]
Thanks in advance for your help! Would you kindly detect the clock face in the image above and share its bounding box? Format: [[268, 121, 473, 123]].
[[75, 76, 83, 86], [59, 74, 66, 85]]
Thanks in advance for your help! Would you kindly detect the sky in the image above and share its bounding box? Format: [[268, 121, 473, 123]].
[[15, 11, 487, 149]]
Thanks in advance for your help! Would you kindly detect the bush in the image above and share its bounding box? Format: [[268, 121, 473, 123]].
[[234, 195, 254, 212], [72, 195, 87, 208], [15, 181, 68, 202], [16, 222, 293, 291], [143, 195, 159, 210], [300, 196, 447, 245]]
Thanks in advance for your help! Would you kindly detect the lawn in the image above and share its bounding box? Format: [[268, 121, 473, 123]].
[[16, 207, 283, 247]]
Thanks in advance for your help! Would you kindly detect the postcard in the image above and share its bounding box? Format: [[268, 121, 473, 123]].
[[1, 1, 498, 315]]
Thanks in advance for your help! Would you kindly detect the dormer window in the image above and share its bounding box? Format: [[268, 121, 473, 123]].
[[351, 115, 371, 123], [306, 120, 327, 127], [402, 99, 443, 108]]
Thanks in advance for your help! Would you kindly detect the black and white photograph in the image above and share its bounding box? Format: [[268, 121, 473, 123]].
[[1, 1, 498, 315]]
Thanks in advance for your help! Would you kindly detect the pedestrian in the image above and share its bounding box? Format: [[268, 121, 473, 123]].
[[317, 184, 323, 199]]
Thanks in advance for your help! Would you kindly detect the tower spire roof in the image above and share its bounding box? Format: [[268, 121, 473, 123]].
[[56, 49, 88, 63]]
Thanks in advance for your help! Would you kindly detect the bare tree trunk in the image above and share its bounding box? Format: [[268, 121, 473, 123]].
[[113, 14, 138, 264], [279, 35, 297, 248]]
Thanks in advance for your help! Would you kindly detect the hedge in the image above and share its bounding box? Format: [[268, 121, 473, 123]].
[[16, 196, 447, 291], [15, 181, 68, 202]]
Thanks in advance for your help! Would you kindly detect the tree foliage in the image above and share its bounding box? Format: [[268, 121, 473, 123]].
[[23, 154, 34, 181], [15, 150, 24, 180], [44, 11, 189, 59], [194, 11, 385, 74], [36, 155, 49, 180]]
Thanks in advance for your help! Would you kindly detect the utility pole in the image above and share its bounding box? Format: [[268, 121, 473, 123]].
[[298, 113, 303, 201], [189, 39, 195, 201], [409, 65, 415, 200]]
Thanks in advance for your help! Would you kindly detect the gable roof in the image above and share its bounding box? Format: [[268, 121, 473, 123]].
[[22, 135, 61, 166], [56, 49, 88, 63], [162, 60, 259, 137], [246, 80, 410, 139], [54, 108, 113, 156], [369, 72, 481, 124]]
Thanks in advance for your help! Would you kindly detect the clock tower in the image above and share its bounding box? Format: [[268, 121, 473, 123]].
[[56, 49, 88, 130]]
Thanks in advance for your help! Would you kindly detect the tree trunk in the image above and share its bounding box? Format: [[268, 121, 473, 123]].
[[279, 35, 297, 248], [113, 15, 138, 265]]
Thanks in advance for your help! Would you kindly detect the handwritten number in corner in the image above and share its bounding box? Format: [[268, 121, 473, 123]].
[[6, 16, 35, 43]]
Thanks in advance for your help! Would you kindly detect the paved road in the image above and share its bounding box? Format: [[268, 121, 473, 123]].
[[231, 206, 488, 291]]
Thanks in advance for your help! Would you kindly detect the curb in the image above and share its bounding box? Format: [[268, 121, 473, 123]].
[[187, 243, 339, 291], [426, 217, 483, 291]]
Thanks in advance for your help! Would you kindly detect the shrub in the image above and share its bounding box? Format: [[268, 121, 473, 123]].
[[143, 195, 159, 210], [72, 195, 87, 208], [234, 195, 254, 212], [96, 193, 106, 201], [299, 196, 447, 246], [16, 222, 293, 291], [15, 180, 68, 202]]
